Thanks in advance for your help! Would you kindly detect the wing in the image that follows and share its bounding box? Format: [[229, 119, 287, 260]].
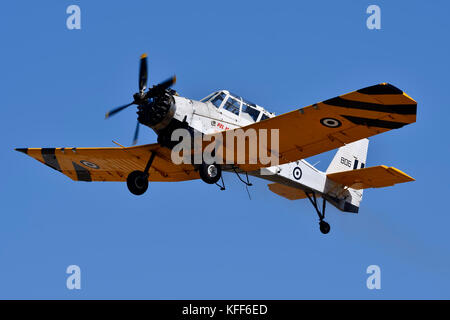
[[15, 143, 199, 182], [327, 165, 414, 189], [207, 83, 417, 172]]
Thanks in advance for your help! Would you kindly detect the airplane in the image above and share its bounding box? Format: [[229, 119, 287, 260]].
[[15, 54, 417, 234]]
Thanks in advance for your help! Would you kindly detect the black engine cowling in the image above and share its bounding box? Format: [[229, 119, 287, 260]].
[[137, 92, 175, 130]]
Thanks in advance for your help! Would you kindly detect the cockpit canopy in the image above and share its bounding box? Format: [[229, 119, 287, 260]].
[[200, 90, 272, 122]]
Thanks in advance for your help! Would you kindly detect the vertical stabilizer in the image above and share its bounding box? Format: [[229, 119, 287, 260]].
[[326, 139, 369, 174]]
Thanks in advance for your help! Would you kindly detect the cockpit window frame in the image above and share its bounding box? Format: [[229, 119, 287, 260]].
[[241, 101, 261, 122], [221, 94, 242, 117], [210, 92, 227, 109], [202, 90, 273, 122], [200, 92, 218, 102]]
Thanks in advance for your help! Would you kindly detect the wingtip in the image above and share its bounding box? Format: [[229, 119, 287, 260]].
[[378, 83, 417, 103], [173, 75, 177, 84], [105, 112, 110, 119], [388, 167, 415, 182], [15, 148, 28, 154], [402, 91, 417, 104], [141, 53, 147, 59]]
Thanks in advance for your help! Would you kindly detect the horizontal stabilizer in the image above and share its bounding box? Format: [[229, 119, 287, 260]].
[[327, 165, 414, 190], [267, 183, 309, 200]]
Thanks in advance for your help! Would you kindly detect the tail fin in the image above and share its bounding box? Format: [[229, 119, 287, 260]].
[[325, 139, 369, 213], [326, 138, 369, 174]]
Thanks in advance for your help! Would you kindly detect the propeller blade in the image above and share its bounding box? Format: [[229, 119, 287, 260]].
[[139, 53, 148, 93], [145, 75, 176, 98], [105, 102, 134, 119], [158, 75, 176, 90], [132, 121, 140, 145]]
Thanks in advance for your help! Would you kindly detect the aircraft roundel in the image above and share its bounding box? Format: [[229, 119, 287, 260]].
[[320, 117, 342, 128], [293, 167, 302, 180], [80, 160, 100, 169]]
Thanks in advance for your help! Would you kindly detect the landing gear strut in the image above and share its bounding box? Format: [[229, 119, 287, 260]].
[[305, 191, 330, 234], [126, 151, 156, 196]]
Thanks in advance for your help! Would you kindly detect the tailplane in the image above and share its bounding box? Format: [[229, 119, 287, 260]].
[[325, 139, 414, 213]]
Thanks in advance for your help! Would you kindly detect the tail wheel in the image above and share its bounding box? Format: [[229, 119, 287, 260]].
[[319, 221, 330, 234], [199, 163, 221, 184], [127, 170, 149, 195]]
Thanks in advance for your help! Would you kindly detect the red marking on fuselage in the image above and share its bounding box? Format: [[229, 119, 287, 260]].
[[217, 122, 230, 130]]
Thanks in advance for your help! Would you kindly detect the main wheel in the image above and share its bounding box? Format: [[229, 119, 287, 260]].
[[319, 221, 330, 234], [127, 170, 149, 195], [199, 163, 221, 184]]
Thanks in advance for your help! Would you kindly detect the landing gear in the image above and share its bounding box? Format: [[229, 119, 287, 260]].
[[127, 170, 148, 195], [126, 151, 156, 196], [199, 163, 222, 184], [319, 221, 330, 234], [305, 191, 331, 234]]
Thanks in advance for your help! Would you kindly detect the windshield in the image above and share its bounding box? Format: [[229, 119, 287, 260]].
[[210, 93, 226, 108]]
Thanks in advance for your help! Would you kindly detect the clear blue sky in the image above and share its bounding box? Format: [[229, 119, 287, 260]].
[[1, 0, 449, 299]]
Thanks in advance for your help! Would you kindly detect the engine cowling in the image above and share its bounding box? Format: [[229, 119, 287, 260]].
[[137, 92, 176, 131]]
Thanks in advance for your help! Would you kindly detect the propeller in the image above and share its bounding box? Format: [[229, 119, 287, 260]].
[[132, 120, 140, 146], [104, 102, 134, 119], [104, 54, 176, 145], [139, 53, 148, 93]]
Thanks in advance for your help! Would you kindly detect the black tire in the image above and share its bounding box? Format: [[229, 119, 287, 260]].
[[127, 170, 149, 195], [199, 163, 221, 184], [319, 221, 330, 234]]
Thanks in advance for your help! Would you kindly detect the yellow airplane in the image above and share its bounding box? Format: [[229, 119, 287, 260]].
[[16, 55, 417, 234]]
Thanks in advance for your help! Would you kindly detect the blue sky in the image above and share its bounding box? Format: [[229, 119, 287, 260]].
[[1, 0, 449, 299]]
